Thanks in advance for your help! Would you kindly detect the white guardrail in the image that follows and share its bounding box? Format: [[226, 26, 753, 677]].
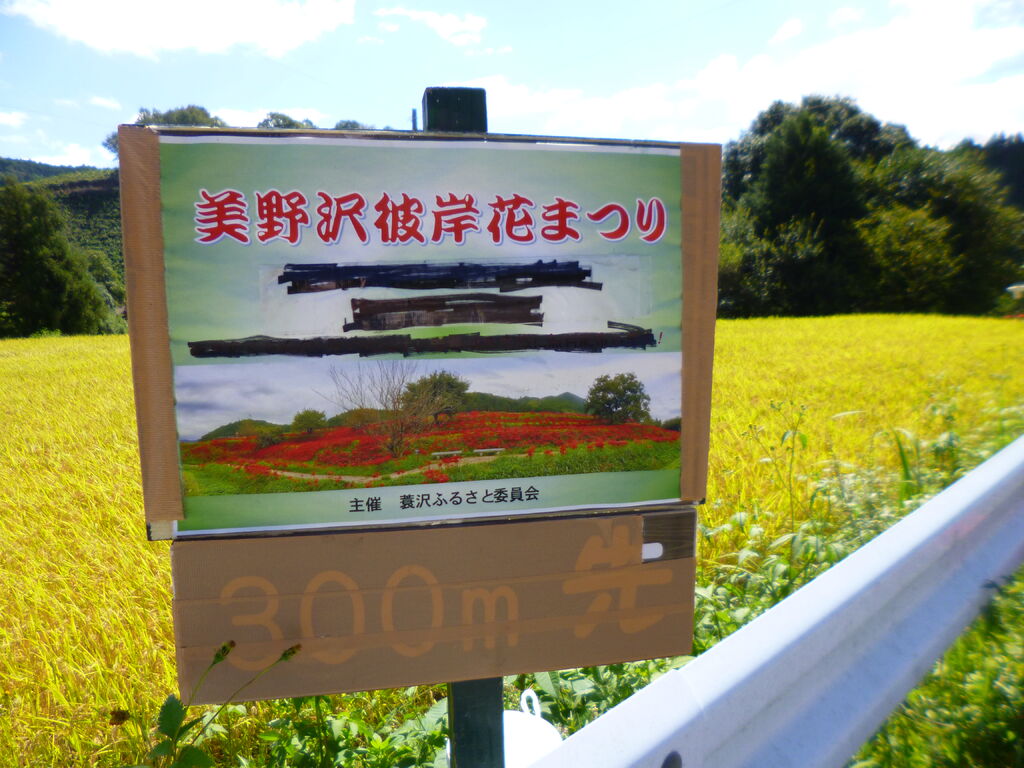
[[533, 434, 1024, 768]]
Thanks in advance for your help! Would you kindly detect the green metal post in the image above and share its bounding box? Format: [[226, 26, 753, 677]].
[[447, 677, 505, 767]]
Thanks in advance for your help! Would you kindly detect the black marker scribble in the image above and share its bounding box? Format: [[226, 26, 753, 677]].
[[188, 323, 655, 358], [278, 260, 602, 293], [343, 293, 543, 331]]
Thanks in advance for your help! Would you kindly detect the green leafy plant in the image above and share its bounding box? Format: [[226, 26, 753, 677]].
[[123, 642, 300, 768]]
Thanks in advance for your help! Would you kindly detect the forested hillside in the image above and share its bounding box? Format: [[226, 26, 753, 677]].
[[0, 157, 98, 183], [34, 171, 123, 272]]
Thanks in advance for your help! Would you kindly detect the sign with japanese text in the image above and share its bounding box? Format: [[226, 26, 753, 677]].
[[120, 127, 718, 539], [120, 125, 717, 703]]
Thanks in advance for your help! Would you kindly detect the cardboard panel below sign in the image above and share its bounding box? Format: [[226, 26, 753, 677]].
[[173, 510, 696, 704]]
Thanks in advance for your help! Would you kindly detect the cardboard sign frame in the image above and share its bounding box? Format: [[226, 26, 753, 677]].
[[119, 125, 720, 541], [120, 125, 719, 702]]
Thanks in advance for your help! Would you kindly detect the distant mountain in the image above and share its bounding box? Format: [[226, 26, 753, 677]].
[[0, 157, 98, 183], [463, 390, 586, 414], [198, 419, 284, 441], [554, 391, 587, 408], [196, 393, 587, 442]]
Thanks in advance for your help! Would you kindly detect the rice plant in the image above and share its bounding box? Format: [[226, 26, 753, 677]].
[[1, 315, 1022, 766]]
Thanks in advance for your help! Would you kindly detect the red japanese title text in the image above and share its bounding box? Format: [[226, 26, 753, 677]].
[[194, 189, 668, 247]]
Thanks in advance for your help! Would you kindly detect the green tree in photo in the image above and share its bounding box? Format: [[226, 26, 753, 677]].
[[403, 371, 470, 415], [291, 409, 327, 434], [585, 373, 651, 424], [237, 419, 285, 448], [0, 178, 109, 337]]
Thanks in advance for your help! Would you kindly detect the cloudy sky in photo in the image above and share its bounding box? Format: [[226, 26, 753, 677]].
[[1, 0, 1022, 167], [173, 351, 681, 440]]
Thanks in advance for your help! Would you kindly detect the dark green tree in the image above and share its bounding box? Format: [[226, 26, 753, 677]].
[[738, 111, 868, 314], [258, 112, 317, 130], [855, 204, 957, 312], [746, 112, 864, 236], [720, 96, 1022, 317], [585, 373, 651, 424], [103, 105, 227, 156], [981, 133, 1024, 209], [403, 371, 470, 413], [333, 119, 373, 131], [863, 148, 1024, 313], [0, 178, 109, 336], [723, 95, 912, 202], [291, 409, 327, 434]]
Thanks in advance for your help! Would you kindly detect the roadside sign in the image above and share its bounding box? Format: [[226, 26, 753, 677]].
[[119, 124, 719, 701]]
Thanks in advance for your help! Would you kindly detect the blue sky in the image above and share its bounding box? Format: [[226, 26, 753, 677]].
[[1, 0, 1022, 168]]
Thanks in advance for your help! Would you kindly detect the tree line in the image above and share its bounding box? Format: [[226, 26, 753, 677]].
[[220, 368, 655, 458], [2, 98, 1023, 338], [719, 96, 1024, 317], [102, 105, 377, 156]]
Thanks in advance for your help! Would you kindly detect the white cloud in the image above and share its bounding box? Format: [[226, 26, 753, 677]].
[[0, 110, 28, 127], [975, 0, 1024, 26], [213, 107, 331, 127], [450, 75, 697, 141], [463, 2, 1024, 149], [358, 35, 385, 45], [2, 0, 357, 58], [828, 6, 864, 27], [374, 7, 486, 46], [378, 21, 400, 33], [89, 95, 121, 110], [466, 45, 512, 57], [770, 18, 804, 44], [34, 142, 102, 166]]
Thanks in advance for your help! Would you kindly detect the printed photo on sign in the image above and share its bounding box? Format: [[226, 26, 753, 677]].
[[158, 135, 683, 535]]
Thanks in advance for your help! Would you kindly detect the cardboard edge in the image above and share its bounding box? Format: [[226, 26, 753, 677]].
[[119, 125, 183, 532], [679, 144, 721, 504], [145, 125, 684, 151]]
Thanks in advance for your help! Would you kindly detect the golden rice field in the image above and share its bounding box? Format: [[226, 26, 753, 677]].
[[1, 315, 1022, 766]]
